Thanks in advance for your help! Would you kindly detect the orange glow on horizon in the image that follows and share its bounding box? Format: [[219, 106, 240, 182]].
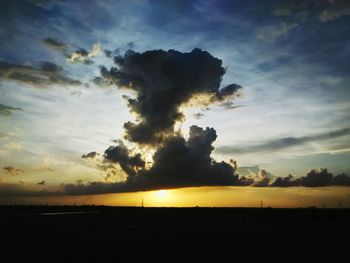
[[1, 186, 350, 208]]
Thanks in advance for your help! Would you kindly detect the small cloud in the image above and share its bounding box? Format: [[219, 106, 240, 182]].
[[126, 41, 135, 49], [220, 102, 244, 110], [321, 76, 343, 86], [66, 42, 102, 64], [70, 90, 83, 96], [104, 48, 120, 58], [252, 169, 273, 187], [272, 0, 311, 19], [256, 22, 298, 43], [0, 104, 22, 116], [319, 0, 350, 22], [3, 166, 25, 176], [4, 143, 22, 150], [37, 180, 45, 185], [42, 37, 67, 52], [81, 151, 99, 159], [194, 112, 204, 119]]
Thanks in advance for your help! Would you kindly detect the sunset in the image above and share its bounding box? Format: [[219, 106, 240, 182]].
[[1, 0, 350, 261]]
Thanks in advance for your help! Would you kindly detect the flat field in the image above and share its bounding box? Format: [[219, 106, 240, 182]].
[[1, 206, 349, 262]]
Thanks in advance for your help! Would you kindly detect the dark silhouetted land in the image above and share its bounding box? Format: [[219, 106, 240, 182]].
[[1, 206, 349, 262]]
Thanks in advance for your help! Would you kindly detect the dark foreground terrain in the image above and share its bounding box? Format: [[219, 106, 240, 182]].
[[1, 206, 349, 262]]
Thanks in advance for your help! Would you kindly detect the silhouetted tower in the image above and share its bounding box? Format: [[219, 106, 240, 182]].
[[260, 200, 263, 208], [141, 197, 144, 207]]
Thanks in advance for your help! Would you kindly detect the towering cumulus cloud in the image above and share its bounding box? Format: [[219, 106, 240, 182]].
[[101, 48, 242, 144], [66, 125, 241, 195], [67, 47, 350, 195], [66, 48, 243, 194]]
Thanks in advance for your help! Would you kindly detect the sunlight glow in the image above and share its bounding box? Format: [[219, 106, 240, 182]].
[[154, 189, 168, 199]]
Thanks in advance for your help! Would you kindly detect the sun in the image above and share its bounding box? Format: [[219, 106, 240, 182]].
[[155, 189, 168, 199]]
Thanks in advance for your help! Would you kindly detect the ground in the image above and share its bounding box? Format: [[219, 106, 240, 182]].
[[1, 206, 349, 262]]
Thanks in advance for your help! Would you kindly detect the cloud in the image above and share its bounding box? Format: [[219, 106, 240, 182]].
[[319, 0, 350, 22], [252, 169, 273, 187], [237, 165, 260, 177], [42, 37, 67, 52], [2, 165, 54, 177], [0, 183, 62, 197], [270, 174, 299, 187], [0, 104, 22, 116], [0, 60, 81, 87], [272, 0, 350, 24], [81, 151, 99, 159], [3, 166, 25, 176], [4, 143, 22, 150], [193, 112, 204, 119], [104, 48, 120, 58], [104, 142, 145, 176], [272, 0, 312, 19], [256, 22, 298, 42], [37, 180, 45, 185], [66, 42, 102, 64], [271, 168, 350, 187], [74, 48, 267, 194], [66, 125, 242, 195], [101, 48, 242, 144], [332, 173, 350, 186], [70, 90, 82, 96], [217, 128, 350, 155], [236, 166, 273, 187]]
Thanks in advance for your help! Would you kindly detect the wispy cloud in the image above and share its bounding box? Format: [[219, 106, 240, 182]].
[[3, 166, 25, 176], [319, 0, 350, 22], [0, 183, 62, 197], [0, 104, 22, 116], [42, 37, 67, 52], [256, 22, 298, 42], [0, 61, 81, 87], [217, 128, 350, 154]]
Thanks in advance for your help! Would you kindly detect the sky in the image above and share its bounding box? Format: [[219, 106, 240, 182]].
[[0, 0, 350, 207]]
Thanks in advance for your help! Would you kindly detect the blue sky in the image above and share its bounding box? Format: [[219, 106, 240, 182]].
[[0, 0, 350, 198]]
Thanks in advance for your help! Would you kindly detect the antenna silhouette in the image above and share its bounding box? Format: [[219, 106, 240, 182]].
[[260, 200, 263, 208], [141, 196, 144, 207]]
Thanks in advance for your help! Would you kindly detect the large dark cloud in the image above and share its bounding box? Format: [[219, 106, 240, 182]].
[[101, 48, 242, 144], [137, 125, 239, 188], [271, 168, 350, 187], [217, 128, 350, 155], [66, 125, 241, 195], [74, 46, 350, 195], [66, 162, 350, 195], [0, 60, 81, 87]]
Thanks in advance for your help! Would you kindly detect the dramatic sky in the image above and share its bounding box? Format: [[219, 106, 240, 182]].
[[1, 0, 350, 207]]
